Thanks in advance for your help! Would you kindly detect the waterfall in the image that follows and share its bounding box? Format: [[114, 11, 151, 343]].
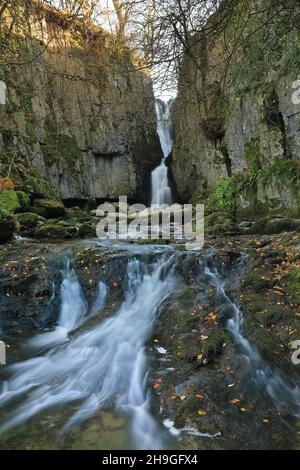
[[0, 255, 177, 449], [151, 99, 173, 206]]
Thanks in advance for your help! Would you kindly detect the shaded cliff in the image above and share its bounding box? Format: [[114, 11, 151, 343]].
[[0, 3, 161, 204], [172, 0, 300, 217]]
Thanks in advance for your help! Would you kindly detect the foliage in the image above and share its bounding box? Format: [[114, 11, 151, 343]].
[[0, 189, 20, 212], [210, 159, 300, 218]]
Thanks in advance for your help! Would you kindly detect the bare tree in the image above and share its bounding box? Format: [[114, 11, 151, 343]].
[[112, 0, 133, 39]]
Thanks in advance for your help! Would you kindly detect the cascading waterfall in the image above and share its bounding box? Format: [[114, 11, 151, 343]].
[[151, 99, 173, 205], [205, 264, 300, 417], [0, 255, 177, 449]]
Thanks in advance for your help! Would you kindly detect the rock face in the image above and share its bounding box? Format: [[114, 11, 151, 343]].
[[0, 5, 161, 204], [171, 1, 300, 215]]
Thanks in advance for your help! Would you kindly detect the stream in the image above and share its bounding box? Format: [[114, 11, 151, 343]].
[[0, 239, 299, 449]]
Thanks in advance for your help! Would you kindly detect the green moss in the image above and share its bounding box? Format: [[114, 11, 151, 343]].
[[0, 208, 16, 242], [201, 329, 225, 357], [16, 191, 30, 210], [41, 123, 81, 177], [1, 129, 14, 147], [25, 121, 36, 143], [0, 189, 20, 212], [57, 134, 81, 175], [33, 199, 65, 218], [15, 212, 41, 231], [286, 269, 300, 303], [34, 223, 77, 240], [201, 83, 229, 141], [244, 134, 262, 171], [42, 119, 59, 166], [22, 169, 57, 199]]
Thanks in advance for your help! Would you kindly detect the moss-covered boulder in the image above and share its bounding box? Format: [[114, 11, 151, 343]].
[[265, 218, 300, 234], [207, 218, 239, 235], [16, 191, 31, 211], [78, 223, 96, 238], [248, 217, 300, 235], [33, 199, 66, 218], [204, 212, 227, 228], [15, 212, 45, 234], [0, 189, 20, 212], [65, 207, 90, 221], [34, 223, 78, 240], [0, 208, 16, 243]]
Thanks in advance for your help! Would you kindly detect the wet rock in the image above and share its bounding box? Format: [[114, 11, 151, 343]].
[[247, 217, 300, 235], [33, 199, 66, 219], [34, 223, 77, 239], [0, 208, 16, 243], [207, 219, 240, 236], [78, 223, 96, 238], [15, 212, 45, 235]]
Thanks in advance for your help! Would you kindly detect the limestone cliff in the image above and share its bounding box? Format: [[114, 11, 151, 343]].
[[171, 0, 300, 216], [0, 3, 161, 204]]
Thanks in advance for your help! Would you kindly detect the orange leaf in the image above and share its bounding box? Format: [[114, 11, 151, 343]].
[[230, 399, 240, 405]]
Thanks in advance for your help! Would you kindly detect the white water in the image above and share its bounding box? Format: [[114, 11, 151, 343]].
[[151, 99, 173, 205], [205, 266, 300, 417], [28, 262, 88, 350], [90, 281, 108, 316], [0, 255, 177, 449]]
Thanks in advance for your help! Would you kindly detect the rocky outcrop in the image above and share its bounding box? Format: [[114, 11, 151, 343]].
[[0, 4, 161, 204], [171, 0, 300, 216]]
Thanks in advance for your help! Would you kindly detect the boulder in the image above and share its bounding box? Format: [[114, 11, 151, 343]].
[[15, 212, 45, 234], [78, 223, 97, 238], [0, 208, 16, 243], [0, 189, 20, 212], [33, 199, 66, 218], [34, 223, 77, 239], [16, 191, 31, 211]]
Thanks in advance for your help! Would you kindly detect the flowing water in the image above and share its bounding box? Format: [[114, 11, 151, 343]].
[[0, 242, 300, 449], [0, 250, 177, 449], [151, 99, 173, 205]]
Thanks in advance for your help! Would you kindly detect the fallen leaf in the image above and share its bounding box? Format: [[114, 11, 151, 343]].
[[230, 399, 240, 405]]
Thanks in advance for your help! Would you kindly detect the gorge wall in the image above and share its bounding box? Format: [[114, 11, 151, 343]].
[[171, 0, 300, 217], [0, 3, 161, 204]]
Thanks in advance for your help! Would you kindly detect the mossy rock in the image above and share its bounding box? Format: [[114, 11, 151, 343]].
[[16, 191, 31, 211], [0, 189, 20, 212], [22, 171, 56, 199], [65, 207, 90, 220], [285, 269, 300, 304], [207, 218, 239, 235], [202, 329, 225, 358], [246, 217, 300, 235], [204, 212, 227, 227], [15, 212, 45, 233], [33, 199, 66, 218], [34, 223, 78, 240], [78, 223, 96, 238], [264, 218, 300, 235], [0, 208, 16, 243]]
